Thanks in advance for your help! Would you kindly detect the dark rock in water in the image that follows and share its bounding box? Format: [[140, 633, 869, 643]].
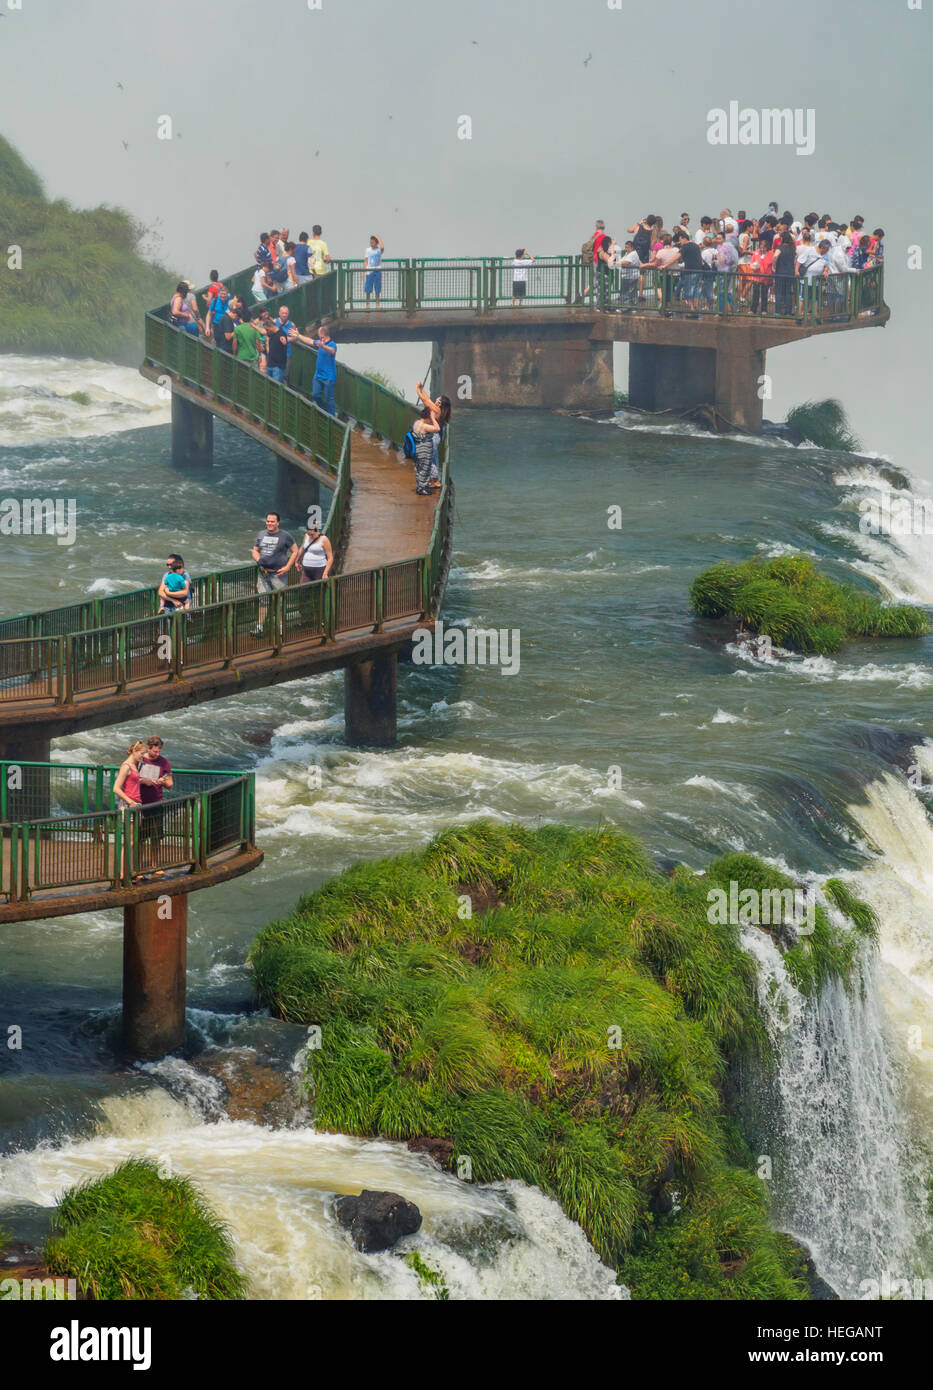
[[762, 419, 804, 446], [239, 726, 277, 748], [333, 1190, 422, 1252], [407, 1135, 454, 1170], [875, 464, 911, 491], [199, 1049, 305, 1127], [787, 1237, 840, 1300]]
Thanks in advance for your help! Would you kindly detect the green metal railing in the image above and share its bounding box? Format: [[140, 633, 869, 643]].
[[176, 252, 884, 325], [0, 761, 255, 903], [0, 267, 452, 707]]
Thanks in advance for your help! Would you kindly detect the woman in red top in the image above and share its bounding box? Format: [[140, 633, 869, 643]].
[[114, 740, 147, 883], [750, 246, 775, 315]]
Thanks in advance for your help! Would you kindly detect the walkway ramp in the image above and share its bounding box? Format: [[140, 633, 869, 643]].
[[342, 433, 437, 573]]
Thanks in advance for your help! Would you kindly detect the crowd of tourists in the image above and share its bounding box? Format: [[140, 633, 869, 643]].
[[584, 205, 885, 314]]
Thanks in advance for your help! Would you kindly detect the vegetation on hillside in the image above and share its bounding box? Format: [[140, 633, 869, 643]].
[[0, 135, 175, 364], [249, 821, 875, 1298], [785, 398, 860, 452], [44, 1158, 245, 1300], [691, 553, 927, 655]]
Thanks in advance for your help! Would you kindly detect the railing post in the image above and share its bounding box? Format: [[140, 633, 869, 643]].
[[198, 793, 210, 870], [223, 601, 234, 667], [172, 611, 184, 680], [115, 627, 127, 694], [9, 825, 21, 903], [63, 634, 74, 705], [325, 579, 337, 641], [374, 569, 384, 633]]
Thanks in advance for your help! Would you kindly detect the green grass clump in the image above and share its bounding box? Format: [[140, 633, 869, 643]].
[[785, 398, 860, 452], [691, 553, 927, 654], [44, 1158, 245, 1300], [403, 1251, 451, 1300], [0, 135, 176, 364], [706, 853, 874, 996], [249, 822, 867, 1298]]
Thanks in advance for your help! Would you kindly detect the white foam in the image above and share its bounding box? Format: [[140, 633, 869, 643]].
[[0, 354, 169, 445]]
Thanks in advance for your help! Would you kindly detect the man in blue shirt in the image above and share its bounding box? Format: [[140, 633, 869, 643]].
[[308, 323, 337, 414], [293, 232, 313, 284], [255, 233, 274, 269]]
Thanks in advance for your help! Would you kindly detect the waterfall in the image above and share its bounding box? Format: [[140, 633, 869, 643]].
[[738, 756, 933, 1298]]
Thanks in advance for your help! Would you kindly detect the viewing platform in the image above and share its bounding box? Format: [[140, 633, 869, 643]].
[[218, 254, 887, 430], [0, 759, 261, 1057]]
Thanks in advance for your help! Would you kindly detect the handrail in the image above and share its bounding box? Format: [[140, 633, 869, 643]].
[[0, 760, 255, 903], [0, 265, 453, 707]]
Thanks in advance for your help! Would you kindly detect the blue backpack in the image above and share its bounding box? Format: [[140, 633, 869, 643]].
[[403, 429, 418, 459]]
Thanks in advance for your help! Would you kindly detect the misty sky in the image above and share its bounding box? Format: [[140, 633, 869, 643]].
[[1, 0, 931, 473]]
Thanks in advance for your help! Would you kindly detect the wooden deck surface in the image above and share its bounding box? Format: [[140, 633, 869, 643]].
[[342, 432, 437, 572]]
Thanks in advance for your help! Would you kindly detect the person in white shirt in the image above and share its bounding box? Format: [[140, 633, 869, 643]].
[[511, 248, 535, 307], [795, 232, 820, 276], [828, 240, 850, 275], [363, 234, 385, 308], [618, 240, 641, 306], [720, 208, 739, 244], [695, 217, 714, 246]]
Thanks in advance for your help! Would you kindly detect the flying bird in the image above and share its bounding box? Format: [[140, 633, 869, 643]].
[[471, 39, 478, 44], [315, 150, 320, 157], [122, 141, 129, 150], [583, 53, 592, 66], [116, 81, 124, 90]]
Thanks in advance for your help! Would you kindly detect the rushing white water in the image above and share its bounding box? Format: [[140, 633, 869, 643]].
[[846, 751, 933, 1127], [830, 463, 933, 603], [740, 924, 920, 1298], [0, 1084, 627, 1302], [736, 756, 933, 1297], [0, 354, 168, 445]]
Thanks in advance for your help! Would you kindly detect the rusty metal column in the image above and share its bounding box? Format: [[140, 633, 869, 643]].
[[344, 653, 398, 748], [171, 392, 213, 468], [122, 893, 188, 1059]]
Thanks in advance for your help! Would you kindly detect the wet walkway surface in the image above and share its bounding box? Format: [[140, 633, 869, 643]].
[[342, 432, 437, 573]]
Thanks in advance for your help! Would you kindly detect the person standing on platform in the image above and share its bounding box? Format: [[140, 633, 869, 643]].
[[293, 232, 313, 285], [234, 307, 267, 372], [511, 248, 534, 307], [364, 234, 385, 308], [411, 408, 440, 496], [298, 520, 334, 584], [266, 306, 297, 383], [252, 512, 298, 594], [309, 225, 331, 278], [114, 740, 146, 884], [308, 324, 338, 414], [138, 736, 173, 881]]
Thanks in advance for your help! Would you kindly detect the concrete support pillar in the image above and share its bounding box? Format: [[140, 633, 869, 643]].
[[0, 731, 52, 820], [0, 731, 51, 764], [714, 347, 766, 434], [171, 392, 213, 469], [122, 893, 188, 1060], [628, 343, 716, 414], [344, 653, 398, 747], [276, 459, 321, 524], [432, 330, 613, 410]]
